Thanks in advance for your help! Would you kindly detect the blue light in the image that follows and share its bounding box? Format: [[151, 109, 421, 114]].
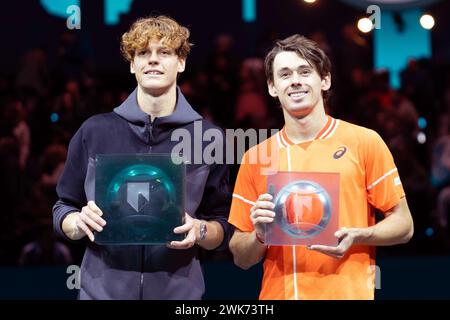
[[50, 113, 59, 123], [41, 0, 132, 26], [242, 0, 256, 23], [105, 0, 134, 25], [374, 9, 431, 89], [418, 117, 427, 129], [41, 0, 79, 18], [425, 227, 434, 237]]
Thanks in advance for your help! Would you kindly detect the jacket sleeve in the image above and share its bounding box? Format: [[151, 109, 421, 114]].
[[195, 126, 233, 251], [53, 126, 88, 241], [195, 161, 233, 251]]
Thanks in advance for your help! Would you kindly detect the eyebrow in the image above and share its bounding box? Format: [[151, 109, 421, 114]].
[[140, 45, 174, 52], [158, 46, 174, 51], [277, 65, 313, 74]]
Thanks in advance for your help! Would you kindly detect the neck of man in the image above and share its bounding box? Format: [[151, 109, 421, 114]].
[[136, 84, 177, 122], [283, 101, 328, 144]]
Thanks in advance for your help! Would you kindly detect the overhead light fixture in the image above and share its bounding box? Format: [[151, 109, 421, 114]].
[[357, 17, 374, 33], [420, 14, 435, 29]]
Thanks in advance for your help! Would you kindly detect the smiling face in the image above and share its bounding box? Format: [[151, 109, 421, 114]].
[[268, 51, 330, 119], [130, 38, 186, 96]]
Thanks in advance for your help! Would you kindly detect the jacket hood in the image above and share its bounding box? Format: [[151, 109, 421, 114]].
[[113, 86, 203, 144]]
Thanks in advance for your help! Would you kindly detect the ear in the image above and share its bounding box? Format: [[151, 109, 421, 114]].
[[130, 60, 135, 74], [177, 57, 186, 73], [267, 80, 278, 98], [321, 73, 331, 91]]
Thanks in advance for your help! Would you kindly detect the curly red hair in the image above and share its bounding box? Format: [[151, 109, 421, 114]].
[[121, 15, 192, 62]]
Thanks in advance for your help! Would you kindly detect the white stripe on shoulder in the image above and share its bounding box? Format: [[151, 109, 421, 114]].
[[318, 117, 335, 140], [367, 168, 398, 190], [276, 131, 285, 148], [326, 119, 340, 139], [232, 193, 256, 206], [280, 130, 290, 147]]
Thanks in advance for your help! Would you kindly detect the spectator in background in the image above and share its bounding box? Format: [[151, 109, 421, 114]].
[[400, 59, 436, 128], [310, 31, 333, 64], [52, 79, 88, 133], [54, 31, 83, 88], [179, 70, 213, 120], [337, 24, 371, 76], [0, 135, 21, 264], [431, 115, 450, 237], [235, 58, 269, 128], [1, 99, 31, 171], [13, 143, 68, 247], [15, 48, 49, 99], [18, 222, 73, 267], [206, 33, 239, 128]]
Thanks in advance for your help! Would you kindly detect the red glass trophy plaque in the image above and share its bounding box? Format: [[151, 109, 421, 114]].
[[266, 172, 340, 246]]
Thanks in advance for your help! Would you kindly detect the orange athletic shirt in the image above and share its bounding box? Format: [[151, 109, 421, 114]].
[[229, 116, 405, 300]]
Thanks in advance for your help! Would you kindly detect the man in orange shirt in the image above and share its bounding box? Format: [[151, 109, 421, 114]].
[[228, 34, 414, 300]]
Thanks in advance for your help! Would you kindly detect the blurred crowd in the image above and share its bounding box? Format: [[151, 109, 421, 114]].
[[1, 27, 449, 267]]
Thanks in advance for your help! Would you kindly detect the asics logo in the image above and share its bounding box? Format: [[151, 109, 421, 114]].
[[333, 146, 347, 159]]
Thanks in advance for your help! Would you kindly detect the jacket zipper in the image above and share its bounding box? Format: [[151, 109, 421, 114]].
[[148, 120, 154, 146], [139, 120, 154, 299], [139, 245, 145, 299]]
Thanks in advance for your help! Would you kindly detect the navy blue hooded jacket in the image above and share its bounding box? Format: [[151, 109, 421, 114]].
[[53, 87, 232, 299]]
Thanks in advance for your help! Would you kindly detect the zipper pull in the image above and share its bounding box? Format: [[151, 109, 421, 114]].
[[148, 121, 154, 144]]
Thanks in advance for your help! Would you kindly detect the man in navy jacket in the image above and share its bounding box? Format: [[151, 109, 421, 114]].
[[53, 15, 232, 299]]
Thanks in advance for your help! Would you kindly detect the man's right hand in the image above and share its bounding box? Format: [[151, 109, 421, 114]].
[[62, 201, 106, 241], [250, 193, 275, 242]]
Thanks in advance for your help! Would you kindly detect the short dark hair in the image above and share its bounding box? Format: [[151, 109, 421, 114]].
[[264, 34, 332, 101]]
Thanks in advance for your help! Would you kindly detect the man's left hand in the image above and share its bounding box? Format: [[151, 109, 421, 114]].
[[308, 227, 364, 259], [167, 212, 200, 250]]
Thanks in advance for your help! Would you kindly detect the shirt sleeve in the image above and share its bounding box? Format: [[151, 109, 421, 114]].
[[228, 153, 260, 232], [363, 129, 405, 213]]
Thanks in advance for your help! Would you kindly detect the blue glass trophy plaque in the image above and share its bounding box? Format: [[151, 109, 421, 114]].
[[94, 153, 185, 245]]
